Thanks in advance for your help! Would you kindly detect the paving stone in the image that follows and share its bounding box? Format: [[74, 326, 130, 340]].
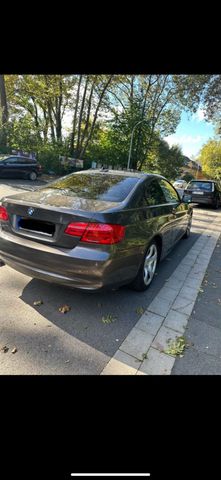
[[156, 286, 178, 303], [119, 328, 154, 359], [164, 277, 184, 291], [151, 325, 181, 352], [136, 312, 164, 336], [179, 285, 199, 302], [164, 310, 189, 334], [184, 276, 204, 289], [171, 296, 195, 316], [140, 347, 175, 375], [148, 297, 172, 317], [101, 350, 139, 375]]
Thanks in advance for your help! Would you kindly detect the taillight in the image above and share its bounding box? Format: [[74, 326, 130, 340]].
[[65, 222, 125, 244], [64, 222, 88, 237], [0, 206, 9, 221]]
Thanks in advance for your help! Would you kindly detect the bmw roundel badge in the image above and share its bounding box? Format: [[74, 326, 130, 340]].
[[28, 207, 35, 216]]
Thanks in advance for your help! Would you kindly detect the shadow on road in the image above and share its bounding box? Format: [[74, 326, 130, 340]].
[[20, 232, 200, 358]]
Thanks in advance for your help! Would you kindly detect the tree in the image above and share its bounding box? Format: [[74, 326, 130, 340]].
[[198, 139, 221, 179], [201, 75, 221, 130], [0, 74, 9, 147]]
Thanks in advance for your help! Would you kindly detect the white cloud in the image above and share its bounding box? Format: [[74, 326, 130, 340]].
[[165, 134, 205, 146], [193, 108, 205, 122]]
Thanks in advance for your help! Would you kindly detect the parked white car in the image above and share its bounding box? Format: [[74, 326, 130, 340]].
[[173, 179, 188, 190]]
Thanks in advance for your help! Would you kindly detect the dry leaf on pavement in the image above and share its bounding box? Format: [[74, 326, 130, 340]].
[[1, 346, 9, 353], [11, 347, 17, 354], [59, 304, 71, 314], [33, 300, 43, 306]]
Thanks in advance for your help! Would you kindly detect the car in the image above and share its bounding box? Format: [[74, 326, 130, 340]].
[[0, 169, 193, 292], [184, 180, 221, 209], [0, 155, 42, 181], [173, 179, 187, 189]]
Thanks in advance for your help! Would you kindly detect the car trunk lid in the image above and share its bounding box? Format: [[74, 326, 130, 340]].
[[1, 188, 119, 248]]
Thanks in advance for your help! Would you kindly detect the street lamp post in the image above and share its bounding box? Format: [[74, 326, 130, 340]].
[[127, 119, 147, 170]]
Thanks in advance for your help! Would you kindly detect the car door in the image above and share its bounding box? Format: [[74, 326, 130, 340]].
[[140, 178, 174, 256], [158, 178, 188, 244], [2, 157, 21, 178]]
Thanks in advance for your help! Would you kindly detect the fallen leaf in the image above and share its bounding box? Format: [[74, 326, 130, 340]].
[[59, 304, 71, 314], [33, 300, 43, 306], [136, 306, 145, 315], [101, 314, 117, 324], [1, 346, 9, 353], [65, 360, 70, 363], [11, 347, 17, 354]]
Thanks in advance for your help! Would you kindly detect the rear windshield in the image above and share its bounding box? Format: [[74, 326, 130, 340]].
[[188, 181, 213, 191], [47, 173, 140, 202]]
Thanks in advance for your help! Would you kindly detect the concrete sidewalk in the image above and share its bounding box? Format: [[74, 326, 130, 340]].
[[172, 233, 221, 374], [101, 210, 221, 375]]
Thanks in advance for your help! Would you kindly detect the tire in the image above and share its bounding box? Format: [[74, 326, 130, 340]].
[[183, 216, 192, 239], [29, 171, 37, 181], [130, 241, 158, 291]]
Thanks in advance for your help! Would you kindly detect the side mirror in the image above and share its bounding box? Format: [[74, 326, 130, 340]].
[[182, 193, 192, 203]]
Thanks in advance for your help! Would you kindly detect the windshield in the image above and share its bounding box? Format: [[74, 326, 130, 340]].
[[188, 181, 213, 191], [47, 172, 140, 202]]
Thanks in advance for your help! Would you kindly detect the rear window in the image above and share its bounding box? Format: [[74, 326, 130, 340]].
[[188, 181, 213, 191], [47, 172, 140, 202]]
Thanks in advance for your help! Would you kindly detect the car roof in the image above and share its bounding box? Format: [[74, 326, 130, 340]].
[[189, 179, 216, 183], [79, 169, 166, 180]]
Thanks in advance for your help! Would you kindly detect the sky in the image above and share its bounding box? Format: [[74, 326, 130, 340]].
[[164, 109, 215, 159]]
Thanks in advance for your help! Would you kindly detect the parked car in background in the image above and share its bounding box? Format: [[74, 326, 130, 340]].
[[173, 179, 188, 199], [0, 156, 42, 181], [184, 180, 221, 209], [173, 179, 188, 190], [0, 169, 192, 292]]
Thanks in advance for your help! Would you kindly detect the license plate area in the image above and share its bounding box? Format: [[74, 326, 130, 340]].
[[193, 191, 204, 195], [17, 217, 55, 236]]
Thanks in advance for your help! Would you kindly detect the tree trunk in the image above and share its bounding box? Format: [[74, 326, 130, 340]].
[[80, 76, 113, 158], [55, 76, 63, 143], [76, 76, 89, 156], [0, 75, 8, 124], [79, 78, 95, 154], [0, 74, 9, 146], [70, 75, 82, 155]]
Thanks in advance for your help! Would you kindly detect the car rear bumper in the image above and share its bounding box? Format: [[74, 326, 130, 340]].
[[191, 196, 214, 205], [0, 229, 141, 290]]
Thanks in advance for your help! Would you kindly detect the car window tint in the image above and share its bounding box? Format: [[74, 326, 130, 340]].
[[48, 173, 140, 202], [159, 179, 180, 203], [144, 179, 166, 206]]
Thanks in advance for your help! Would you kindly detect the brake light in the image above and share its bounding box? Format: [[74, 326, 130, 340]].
[[65, 222, 125, 244], [0, 206, 9, 221], [64, 222, 88, 236]]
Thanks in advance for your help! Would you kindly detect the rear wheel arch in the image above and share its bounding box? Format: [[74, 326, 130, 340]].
[[152, 234, 162, 262]]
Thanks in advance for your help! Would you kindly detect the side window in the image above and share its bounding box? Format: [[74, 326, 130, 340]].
[[5, 157, 19, 165], [144, 179, 166, 206], [159, 179, 180, 204]]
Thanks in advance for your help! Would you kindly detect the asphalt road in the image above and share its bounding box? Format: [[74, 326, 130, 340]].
[[0, 179, 218, 374]]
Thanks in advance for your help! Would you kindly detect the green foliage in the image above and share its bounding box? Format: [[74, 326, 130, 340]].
[[198, 139, 221, 180], [165, 336, 186, 356], [1, 74, 219, 179], [182, 172, 195, 182]]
